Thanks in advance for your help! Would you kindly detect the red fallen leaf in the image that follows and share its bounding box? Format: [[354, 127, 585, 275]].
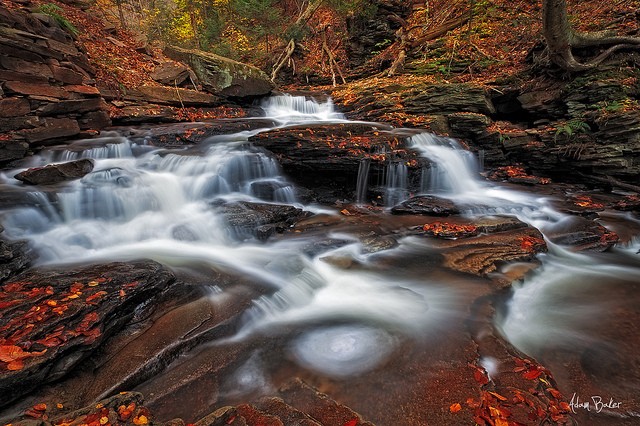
[[523, 368, 542, 380], [82, 327, 101, 344], [548, 388, 562, 399], [77, 312, 100, 332], [70, 282, 84, 293], [343, 419, 358, 426], [118, 403, 136, 421], [0, 300, 21, 309], [85, 291, 107, 305], [25, 408, 44, 418], [33, 403, 47, 411], [559, 402, 571, 411], [449, 403, 462, 413], [3, 282, 30, 292], [473, 367, 489, 385]]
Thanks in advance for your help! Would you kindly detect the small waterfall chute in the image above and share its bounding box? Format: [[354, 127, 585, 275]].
[[262, 94, 346, 124]]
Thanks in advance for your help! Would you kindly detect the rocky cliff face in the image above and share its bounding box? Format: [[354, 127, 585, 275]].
[[0, 4, 111, 165]]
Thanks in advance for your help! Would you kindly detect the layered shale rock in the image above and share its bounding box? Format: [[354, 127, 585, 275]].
[[0, 4, 111, 162]]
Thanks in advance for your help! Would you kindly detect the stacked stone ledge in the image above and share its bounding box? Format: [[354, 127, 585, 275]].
[[0, 4, 111, 165]]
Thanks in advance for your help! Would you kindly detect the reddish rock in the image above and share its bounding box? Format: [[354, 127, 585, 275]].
[[14, 158, 94, 185], [0, 98, 31, 117], [65, 84, 101, 96], [150, 62, 192, 85], [3, 81, 69, 99], [38, 98, 108, 116], [49, 64, 85, 85], [0, 56, 53, 79], [79, 110, 111, 130], [21, 117, 80, 144], [0, 69, 50, 84], [0, 116, 41, 131]]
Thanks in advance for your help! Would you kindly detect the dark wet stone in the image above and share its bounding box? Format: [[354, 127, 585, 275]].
[[218, 201, 310, 241], [391, 195, 460, 216], [0, 261, 175, 408], [547, 217, 619, 252], [0, 238, 33, 283], [14, 159, 94, 185]]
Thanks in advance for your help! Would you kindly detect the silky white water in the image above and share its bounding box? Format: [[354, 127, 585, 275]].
[[1, 95, 639, 388]]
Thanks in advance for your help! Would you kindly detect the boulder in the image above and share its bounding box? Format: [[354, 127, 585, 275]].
[[219, 201, 309, 240], [21, 117, 81, 145], [151, 61, 194, 86], [14, 158, 94, 185], [165, 46, 274, 97]]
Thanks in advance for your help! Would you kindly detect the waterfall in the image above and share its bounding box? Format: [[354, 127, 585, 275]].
[[385, 161, 408, 207], [356, 158, 371, 204], [410, 132, 482, 196], [262, 94, 346, 124]]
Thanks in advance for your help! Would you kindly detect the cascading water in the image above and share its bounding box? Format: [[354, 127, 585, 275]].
[[384, 161, 408, 207], [1, 95, 639, 423], [355, 158, 370, 204], [261, 93, 346, 125]]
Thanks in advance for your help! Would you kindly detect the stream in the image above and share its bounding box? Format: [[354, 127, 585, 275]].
[[1, 95, 639, 425]]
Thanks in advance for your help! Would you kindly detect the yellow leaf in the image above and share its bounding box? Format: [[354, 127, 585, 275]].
[[133, 415, 148, 425]]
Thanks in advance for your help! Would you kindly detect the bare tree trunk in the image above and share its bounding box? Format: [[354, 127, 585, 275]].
[[271, 0, 325, 81], [542, 0, 640, 71], [115, 0, 126, 28]]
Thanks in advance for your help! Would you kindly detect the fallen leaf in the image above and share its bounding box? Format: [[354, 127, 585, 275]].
[[523, 369, 542, 380], [133, 415, 148, 425], [449, 403, 462, 413], [6, 359, 24, 370], [343, 419, 358, 426], [489, 391, 507, 401], [33, 403, 47, 411]]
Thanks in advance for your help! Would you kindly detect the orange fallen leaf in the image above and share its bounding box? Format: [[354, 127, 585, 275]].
[[449, 403, 462, 413], [489, 391, 507, 401], [33, 403, 47, 411], [6, 359, 24, 370], [133, 415, 148, 425]]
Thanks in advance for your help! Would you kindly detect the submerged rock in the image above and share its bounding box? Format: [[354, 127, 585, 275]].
[[14, 159, 94, 185]]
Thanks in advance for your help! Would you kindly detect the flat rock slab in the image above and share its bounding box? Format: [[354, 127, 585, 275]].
[[14, 159, 94, 185], [0, 261, 175, 407], [391, 195, 460, 216]]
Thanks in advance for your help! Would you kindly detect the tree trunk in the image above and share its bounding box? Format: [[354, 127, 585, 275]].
[[542, 0, 640, 71]]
